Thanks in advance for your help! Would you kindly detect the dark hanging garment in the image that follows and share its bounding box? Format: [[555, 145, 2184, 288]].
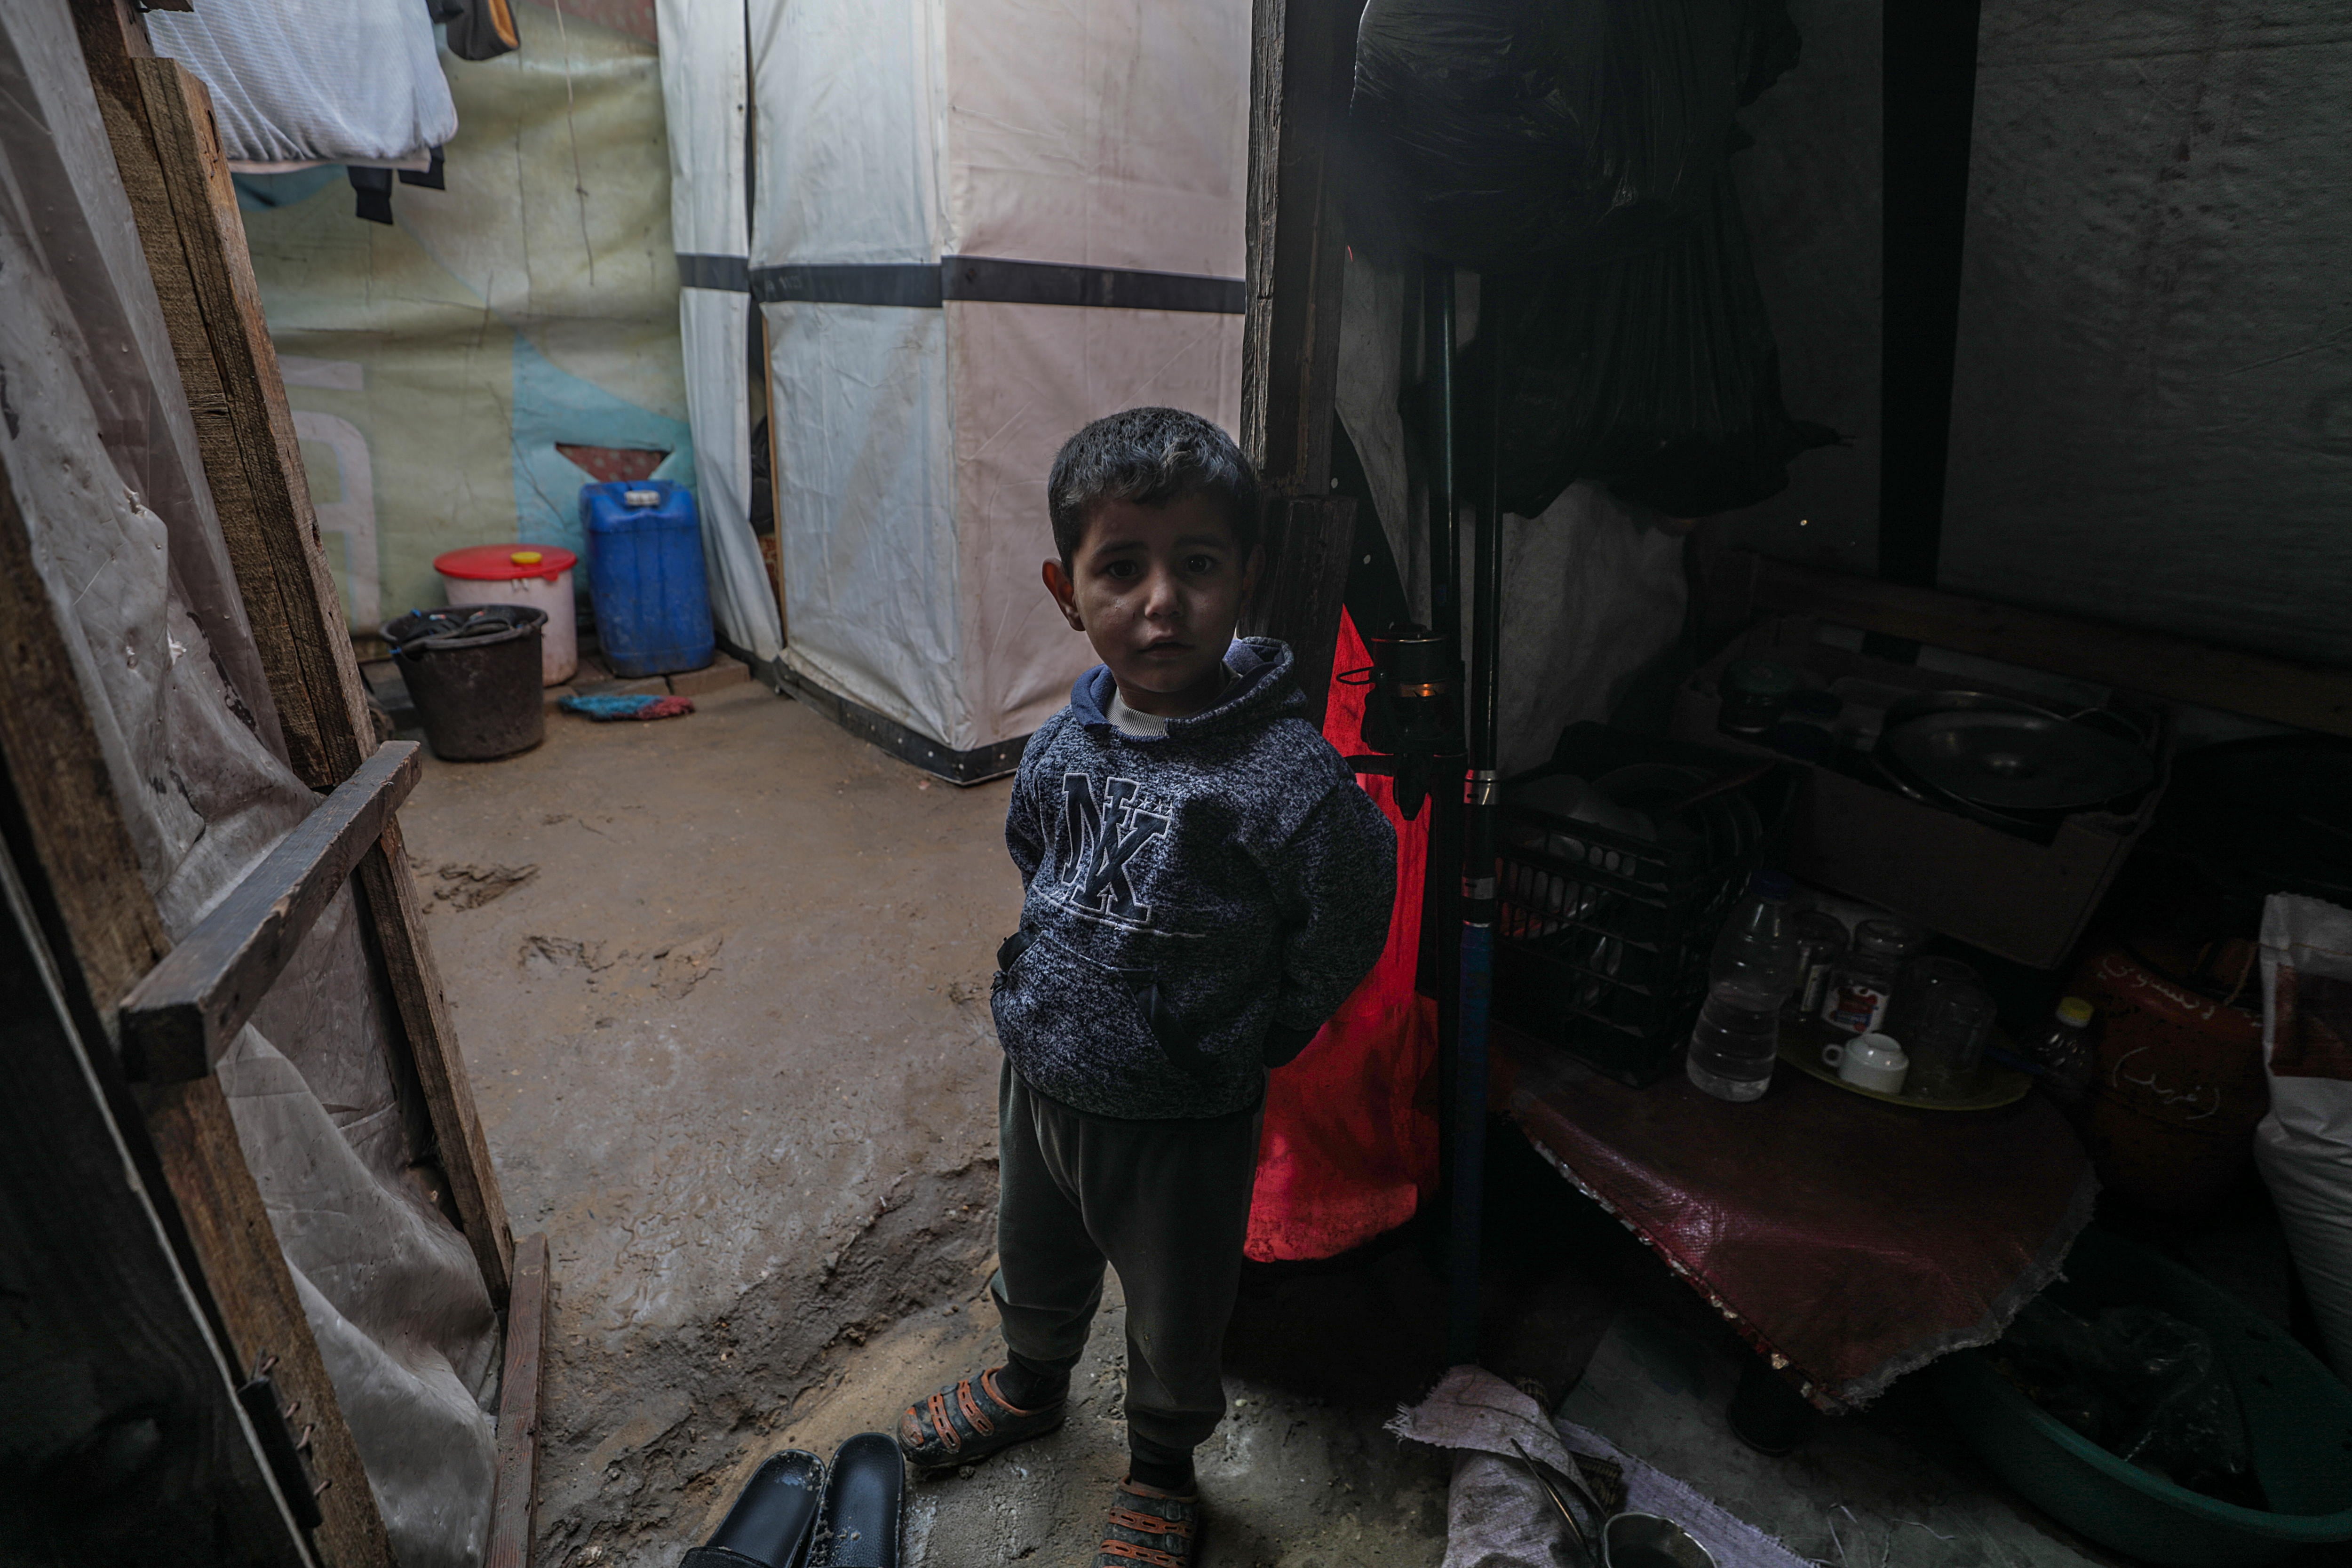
[[347, 164, 395, 225], [1349, 0, 1832, 519], [429, 0, 521, 62]]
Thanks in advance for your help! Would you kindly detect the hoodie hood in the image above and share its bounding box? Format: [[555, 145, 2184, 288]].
[[1069, 637, 1305, 741]]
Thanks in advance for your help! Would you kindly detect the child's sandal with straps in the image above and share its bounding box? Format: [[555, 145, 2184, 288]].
[[1092, 1480, 1200, 1568], [894, 1367, 1065, 1471]]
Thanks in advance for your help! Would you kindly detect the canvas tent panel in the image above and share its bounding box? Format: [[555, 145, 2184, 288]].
[[750, 0, 1249, 759], [942, 0, 1248, 275], [948, 301, 1246, 744], [682, 287, 784, 660], [766, 301, 962, 743], [1939, 4, 2352, 665], [749, 0, 943, 267], [657, 0, 783, 661]]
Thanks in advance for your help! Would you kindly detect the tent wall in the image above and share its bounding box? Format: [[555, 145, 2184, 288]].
[[1939, 4, 2352, 666], [1711, 0, 2349, 668], [224, 1, 691, 636], [749, 0, 1248, 763], [657, 0, 784, 662]]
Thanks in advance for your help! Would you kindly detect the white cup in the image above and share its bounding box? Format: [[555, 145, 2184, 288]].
[[1822, 1032, 1909, 1095]]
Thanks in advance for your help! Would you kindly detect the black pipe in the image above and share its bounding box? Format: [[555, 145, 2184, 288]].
[[1421, 257, 1471, 1357], [1446, 274, 1505, 1366]]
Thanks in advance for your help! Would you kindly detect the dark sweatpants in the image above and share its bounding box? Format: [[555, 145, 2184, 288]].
[[989, 1061, 1263, 1464]]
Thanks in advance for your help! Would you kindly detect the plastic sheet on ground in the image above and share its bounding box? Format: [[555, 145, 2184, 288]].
[[1392, 1365, 1808, 1568], [3, 6, 498, 1560]]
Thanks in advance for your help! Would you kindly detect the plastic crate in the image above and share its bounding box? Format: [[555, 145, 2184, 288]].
[[1494, 724, 1795, 1085]]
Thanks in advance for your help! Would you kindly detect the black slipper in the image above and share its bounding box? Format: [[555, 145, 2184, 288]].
[[683, 1449, 826, 1568], [816, 1432, 904, 1568], [896, 1366, 1066, 1470]]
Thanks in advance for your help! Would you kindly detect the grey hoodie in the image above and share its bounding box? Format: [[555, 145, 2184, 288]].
[[992, 638, 1397, 1119]]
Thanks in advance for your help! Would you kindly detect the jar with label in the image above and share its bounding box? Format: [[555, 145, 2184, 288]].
[[1784, 909, 1849, 1022], [1819, 917, 1923, 1035]]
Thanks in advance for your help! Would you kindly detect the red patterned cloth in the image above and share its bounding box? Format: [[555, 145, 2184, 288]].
[[1497, 1030, 2096, 1408], [1246, 611, 1441, 1261]]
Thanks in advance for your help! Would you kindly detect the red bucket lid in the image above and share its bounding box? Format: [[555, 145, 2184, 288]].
[[435, 543, 578, 581]]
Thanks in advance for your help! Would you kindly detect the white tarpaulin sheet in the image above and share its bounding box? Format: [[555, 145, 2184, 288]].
[[748, 0, 1248, 760], [656, 0, 783, 663], [145, 0, 457, 168], [1, 6, 498, 1561]]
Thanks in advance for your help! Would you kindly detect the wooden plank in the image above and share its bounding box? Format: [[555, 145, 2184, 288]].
[[1240, 0, 1354, 497], [358, 818, 516, 1300], [1747, 555, 2352, 738], [74, 22, 517, 1304], [1244, 497, 1356, 729], [484, 1234, 551, 1568], [109, 55, 373, 787], [142, 1076, 396, 1568], [121, 743, 422, 1081]]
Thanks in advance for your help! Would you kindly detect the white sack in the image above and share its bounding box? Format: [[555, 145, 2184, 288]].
[[2254, 894, 2352, 1379], [146, 0, 456, 168]]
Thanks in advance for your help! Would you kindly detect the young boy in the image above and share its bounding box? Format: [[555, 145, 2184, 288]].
[[895, 408, 1396, 1562]]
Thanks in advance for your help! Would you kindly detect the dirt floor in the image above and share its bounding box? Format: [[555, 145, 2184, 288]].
[[402, 679, 1460, 1568], [403, 676, 2137, 1568]]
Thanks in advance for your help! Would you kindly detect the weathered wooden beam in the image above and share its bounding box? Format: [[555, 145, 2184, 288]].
[[1745, 554, 2352, 738], [358, 819, 515, 1299], [484, 1234, 551, 1568], [120, 743, 422, 1082], [1244, 497, 1357, 729], [75, 17, 515, 1304], [1240, 0, 1354, 498]]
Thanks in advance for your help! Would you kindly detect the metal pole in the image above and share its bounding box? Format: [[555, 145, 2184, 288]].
[[1446, 275, 1504, 1366]]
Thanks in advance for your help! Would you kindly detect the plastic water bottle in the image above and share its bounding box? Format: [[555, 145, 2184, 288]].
[[1686, 870, 1803, 1102]]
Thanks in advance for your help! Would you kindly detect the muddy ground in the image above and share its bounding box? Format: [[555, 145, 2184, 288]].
[[403, 679, 1462, 1568]]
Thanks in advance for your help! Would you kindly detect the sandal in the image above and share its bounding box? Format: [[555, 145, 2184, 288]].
[[894, 1367, 1066, 1471], [1092, 1479, 1200, 1568]]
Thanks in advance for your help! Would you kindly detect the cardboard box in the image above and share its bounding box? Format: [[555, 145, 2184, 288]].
[[1669, 618, 2168, 970]]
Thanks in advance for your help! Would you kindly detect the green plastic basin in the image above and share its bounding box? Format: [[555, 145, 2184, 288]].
[[1931, 1227, 2352, 1567]]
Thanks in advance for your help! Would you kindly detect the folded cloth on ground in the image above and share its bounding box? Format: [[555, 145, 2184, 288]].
[[561, 693, 695, 721], [1390, 1365, 1807, 1568]]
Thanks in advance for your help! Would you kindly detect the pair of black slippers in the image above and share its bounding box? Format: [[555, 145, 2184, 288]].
[[682, 1432, 903, 1568]]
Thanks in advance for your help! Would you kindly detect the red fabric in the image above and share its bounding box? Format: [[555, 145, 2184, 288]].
[[1246, 610, 1441, 1261]]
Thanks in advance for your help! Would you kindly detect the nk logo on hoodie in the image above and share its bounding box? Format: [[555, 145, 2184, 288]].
[[1058, 773, 1171, 925]]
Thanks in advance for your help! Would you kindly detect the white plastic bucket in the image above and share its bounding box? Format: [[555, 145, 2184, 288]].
[[433, 545, 579, 685]]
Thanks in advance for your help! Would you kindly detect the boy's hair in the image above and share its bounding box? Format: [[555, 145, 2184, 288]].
[[1046, 407, 1261, 565]]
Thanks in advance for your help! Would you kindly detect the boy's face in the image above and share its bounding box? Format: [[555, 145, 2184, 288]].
[[1042, 493, 1260, 719]]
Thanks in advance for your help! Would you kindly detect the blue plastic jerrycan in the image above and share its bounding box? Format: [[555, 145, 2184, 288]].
[[579, 479, 715, 678]]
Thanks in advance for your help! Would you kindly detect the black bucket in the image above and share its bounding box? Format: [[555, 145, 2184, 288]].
[[384, 606, 547, 761]]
